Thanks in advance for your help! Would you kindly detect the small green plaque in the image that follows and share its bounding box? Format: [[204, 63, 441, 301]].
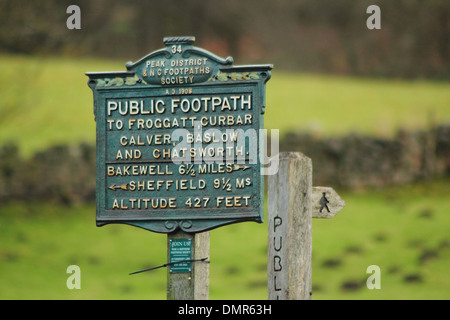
[[169, 239, 192, 273]]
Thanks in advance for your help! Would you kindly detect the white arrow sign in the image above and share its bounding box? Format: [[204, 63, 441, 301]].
[[312, 186, 346, 218]]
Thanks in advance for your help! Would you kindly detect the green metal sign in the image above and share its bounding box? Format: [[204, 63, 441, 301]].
[[86, 36, 272, 234], [169, 239, 192, 273]]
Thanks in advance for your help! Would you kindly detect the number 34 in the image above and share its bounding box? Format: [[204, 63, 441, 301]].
[[171, 45, 182, 54]]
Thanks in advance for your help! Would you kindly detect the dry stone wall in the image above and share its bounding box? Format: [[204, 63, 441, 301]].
[[0, 126, 448, 204]]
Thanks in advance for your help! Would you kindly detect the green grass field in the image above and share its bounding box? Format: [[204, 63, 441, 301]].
[[266, 73, 450, 138], [0, 54, 449, 300], [0, 54, 449, 156], [0, 180, 449, 299]]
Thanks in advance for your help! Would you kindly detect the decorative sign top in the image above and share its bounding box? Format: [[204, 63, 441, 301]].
[[88, 37, 270, 93], [125, 36, 233, 86], [86, 36, 272, 234]]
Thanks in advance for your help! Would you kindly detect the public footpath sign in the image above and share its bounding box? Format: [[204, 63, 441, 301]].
[[87, 36, 272, 234]]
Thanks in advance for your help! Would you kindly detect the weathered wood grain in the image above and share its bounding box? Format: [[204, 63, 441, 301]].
[[268, 152, 312, 300]]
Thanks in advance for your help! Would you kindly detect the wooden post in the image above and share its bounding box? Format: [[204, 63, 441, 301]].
[[268, 152, 312, 300], [167, 231, 210, 300]]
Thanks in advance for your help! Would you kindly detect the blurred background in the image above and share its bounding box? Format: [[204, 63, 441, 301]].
[[0, 0, 449, 299]]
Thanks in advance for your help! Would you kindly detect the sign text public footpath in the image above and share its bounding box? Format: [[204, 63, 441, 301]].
[[87, 37, 272, 233]]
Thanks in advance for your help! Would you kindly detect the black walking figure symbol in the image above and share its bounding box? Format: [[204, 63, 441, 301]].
[[319, 192, 330, 213]]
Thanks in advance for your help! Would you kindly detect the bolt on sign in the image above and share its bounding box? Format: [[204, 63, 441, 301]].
[[86, 36, 272, 234]]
